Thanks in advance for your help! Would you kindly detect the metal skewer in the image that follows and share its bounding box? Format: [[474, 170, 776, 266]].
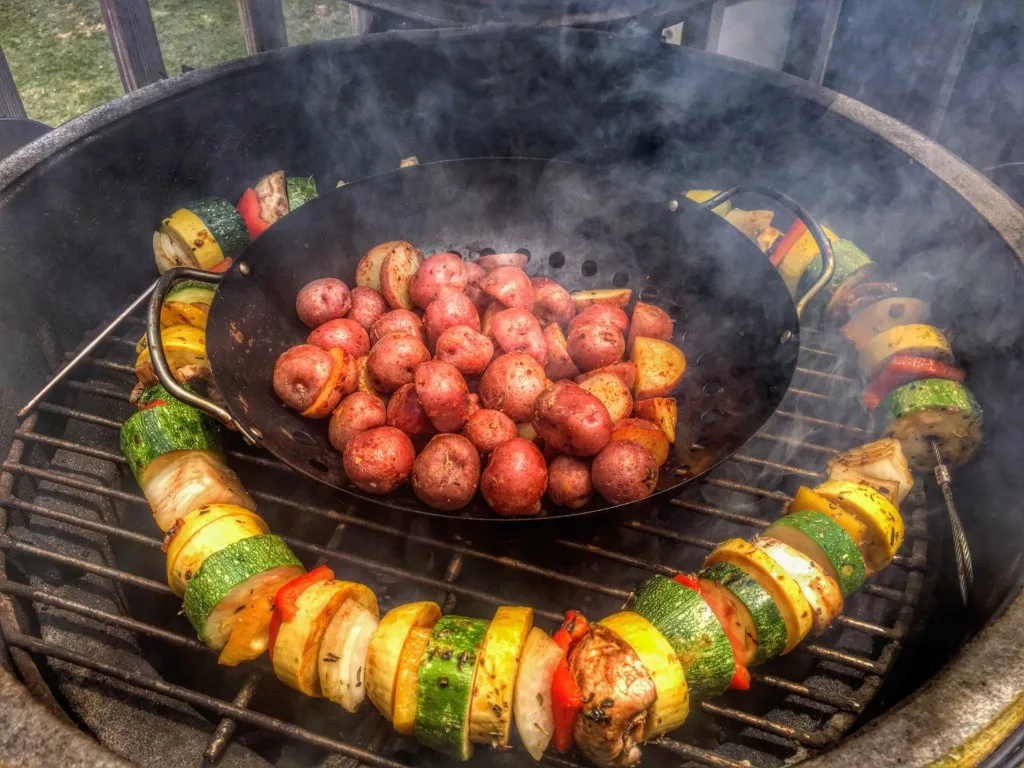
[[930, 437, 973, 606], [16, 281, 158, 419]]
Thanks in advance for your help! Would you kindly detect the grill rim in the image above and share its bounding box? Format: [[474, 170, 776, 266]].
[[0, 24, 1022, 768]]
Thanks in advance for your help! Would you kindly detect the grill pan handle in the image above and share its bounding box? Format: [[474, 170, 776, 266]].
[[697, 185, 836, 319], [146, 267, 260, 445]]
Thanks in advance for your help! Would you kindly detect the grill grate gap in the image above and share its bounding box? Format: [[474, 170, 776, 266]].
[[0, 320, 928, 768]]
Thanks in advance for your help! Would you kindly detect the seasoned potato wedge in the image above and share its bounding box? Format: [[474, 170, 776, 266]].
[[630, 337, 686, 399], [633, 397, 678, 443], [570, 288, 632, 312], [611, 417, 669, 467], [578, 372, 633, 422], [356, 241, 414, 292], [380, 244, 424, 310]]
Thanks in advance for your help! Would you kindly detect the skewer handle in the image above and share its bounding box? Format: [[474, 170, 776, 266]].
[[930, 437, 973, 605]]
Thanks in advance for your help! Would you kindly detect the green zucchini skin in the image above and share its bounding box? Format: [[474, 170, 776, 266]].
[[878, 378, 982, 470], [699, 562, 787, 664], [189, 198, 249, 259], [183, 535, 301, 638], [415, 616, 489, 760], [624, 574, 734, 698], [119, 385, 221, 481], [767, 510, 866, 597], [286, 176, 318, 211], [799, 239, 875, 298], [165, 280, 217, 304]]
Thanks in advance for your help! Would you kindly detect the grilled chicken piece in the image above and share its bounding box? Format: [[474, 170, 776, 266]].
[[569, 625, 656, 768], [255, 170, 289, 226]]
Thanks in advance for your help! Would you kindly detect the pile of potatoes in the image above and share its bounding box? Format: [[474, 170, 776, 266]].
[[272, 241, 686, 516]]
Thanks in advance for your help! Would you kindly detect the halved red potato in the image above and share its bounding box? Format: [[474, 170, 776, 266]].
[[543, 323, 579, 381], [627, 302, 673, 351], [531, 277, 575, 327], [476, 252, 528, 271], [356, 241, 416, 293], [380, 244, 424, 310], [570, 288, 632, 312], [576, 362, 637, 390]]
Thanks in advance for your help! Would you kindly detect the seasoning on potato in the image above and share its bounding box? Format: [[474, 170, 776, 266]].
[[591, 439, 658, 504], [342, 426, 415, 494], [531, 380, 613, 457], [411, 434, 481, 510], [480, 437, 548, 516], [547, 455, 594, 509]]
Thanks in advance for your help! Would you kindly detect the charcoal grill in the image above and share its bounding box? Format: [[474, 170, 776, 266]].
[[1, 25, 1023, 768]]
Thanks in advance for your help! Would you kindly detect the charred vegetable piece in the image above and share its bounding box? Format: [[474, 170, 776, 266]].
[[858, 324, 955, 380], [160, 280, 216, 330], [797, 239, 876, 309], [814, 480, 904, 572], [287, 175, 318, 210], [863, 353, 965, 411], [826, 438, 914, 504], [164, 504, 269, 596], [766, 510, 867, 598], [134, 325, 210, 387], [841, 297, 931, 349], [139, 449, 255, 532], [752, 536, 843, 635], [415, 616, 490, 760], [773, 220, 840, 291], [153, 198, 248, 273], [698, 562, 787, 665], [254, 170, 289, 228], [551, 611, 591, 753], [877, 378, 982, 471], [468, 606, 533, 747]]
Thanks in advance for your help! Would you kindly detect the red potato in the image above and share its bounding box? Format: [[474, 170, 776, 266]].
[[380, 243, 424, 310], [547, 455, 594, 509], [576, 361, 637, 390], [370, 309, 426, 346], [475, 252, 528, 271], [490, 308, 548, 366], [386, 383, 436, 439], [570, 288, 632, 312], [480, 438, 547, 516], [611, 418, 670, 467], [355, 241, 415, 293], [531, 277, 575, 327], [434, 325, 494, 376], [633, 397, 678, 443], [591, 440, 658, 504], [479, 352, 549, 423], [531, 380, 613, 457], [347, 286, 389, 332], [295, 278, 351, 328], [630, 337, 687, 398], [273, 344, 334, 412], [567, 323, 626, 372], [517, 422, 543, 447], [307, 318, 370, 357], [414, 361, 470, 433], [302, 348, 358, 418], [366, 332, 431, 393], [543, 323, 579, 381], [464, 261, 489, 312], [342, 426, 415, 494], [478, 266, 534, 311], [480, 301, 502, 337], [410, 252, 468, 309], [465, 392, 481, 418], [568, 304, 629, 335], [411, 434, 481, 510], [461, 408, 517, 455], [424, 288, 480, 347], [628, 302, 674, 351], [578, 372, 633, 422], [328, 392, 387, 452]]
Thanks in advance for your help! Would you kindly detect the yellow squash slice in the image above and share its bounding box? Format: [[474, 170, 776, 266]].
[[598, 611, 689, 739], [468, 606, 534, 747], [777, 225, 840, 294], [787, 486, 869, 552], [164, 504, 269, 596], [157, 208, 225, 270], [365, 601, 442, 720], [272, 580, 378, 697], [705, 538, 813, 653], [683, 189, 732, 216], [814, 480, 904, 572], [135, 325, 209, 386], [391, 626, 432, 736], [858, 324, 954, 379]]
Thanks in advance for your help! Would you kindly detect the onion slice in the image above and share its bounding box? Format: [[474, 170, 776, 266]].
[[512, 627, 563, 761], [319, 599, 380, 712], [141, 450, 255, 532]]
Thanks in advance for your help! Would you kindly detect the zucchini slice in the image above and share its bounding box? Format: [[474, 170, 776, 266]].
[[766, 510, 866, 597], [787, 486, 869, 551], [699, 562, 787, 664], [415, 616, 490, 760], [798, 239, 875, 304], [164, 504, 269, 596], [624, 574, 734, 698], [365, 601, 442, 720], [858, 324, 954, 380], [878, 378, 983, 471], [392, 626, 432, 736], [753, 536, 843, 635], [272, 579, 378, 697], [217, 566, 300, 667], [512, 626, 563, 761], [319, 599, 380, 712], [154, 199, 248, 273], [135, 325, 210, 386], [468, 606, 533, 748], [841, 297, 930, 349], [120, 386, 221, 482], [286, 176, 318, 211], [814, 479, 904, 572], [705, 538, 813, 653], [598, 611, 689, 739], [139, 449, 255, 532], [182, 535, 302, 647]]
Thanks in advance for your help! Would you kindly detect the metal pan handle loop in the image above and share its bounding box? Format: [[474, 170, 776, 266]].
[[698, 185, 836, 319], [146, 267, 259, 445]]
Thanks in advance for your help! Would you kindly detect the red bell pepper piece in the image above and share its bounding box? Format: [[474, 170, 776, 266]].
[[862, 355, 965, 409], [236, 188, 269, 239], [139, 398, 168, 410], [209, 257, 233, 272], [550, 611, 590, 753], [769, 219, 808, 267], [267, 565, 333, 661], [729, 663, 751, 691], [673, 573, 701, 591]]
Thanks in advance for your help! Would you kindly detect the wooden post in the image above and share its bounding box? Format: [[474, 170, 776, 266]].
[[349, 4, 377, 35], [0, 48, 27, 119], [237, 0, 288, 55], [98, 0, 166, 91]]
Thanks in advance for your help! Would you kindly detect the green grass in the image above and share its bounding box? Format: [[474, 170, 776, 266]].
[[0, 0, 352, 127]]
